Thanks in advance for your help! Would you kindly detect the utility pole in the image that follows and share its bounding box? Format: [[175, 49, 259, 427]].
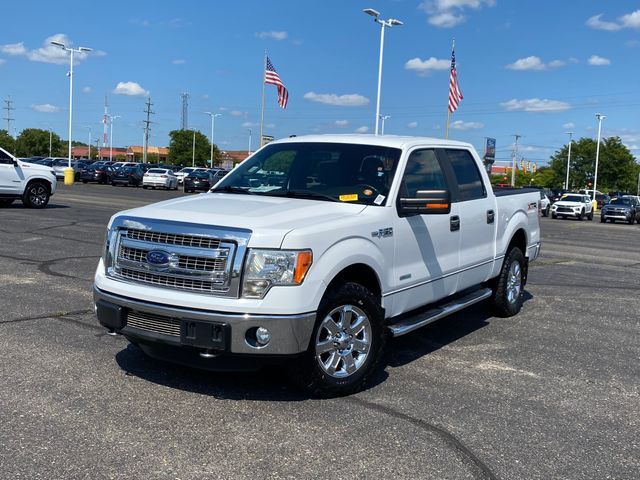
[[511, 134, 521, 187], [3, 96, 15, 137], [564, 131, 573, 190], [143, 97, 154, 163], [380, 115, 390, 135], [102, 95, 109, 147], [593, 114, 605, 201], [181, 92, 190, 130], [247, 129, 252, 155]]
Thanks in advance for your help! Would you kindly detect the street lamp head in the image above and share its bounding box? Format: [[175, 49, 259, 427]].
[[79, 47, 92, 52], [389, 18, 403, 26], [51, 41, 66, 48], [204, 111, 212, 115], [363, 8, 380, 18]]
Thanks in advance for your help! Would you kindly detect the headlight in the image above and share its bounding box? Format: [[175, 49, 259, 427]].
[[242, 249, 312, 298]]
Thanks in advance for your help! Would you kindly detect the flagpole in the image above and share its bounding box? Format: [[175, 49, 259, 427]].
[[445, 110, 451, 139], [260, 50, 267, 149], [445, 38, 455, 140]]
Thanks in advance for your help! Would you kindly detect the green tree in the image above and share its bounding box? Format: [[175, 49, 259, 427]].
[[0, 129, 15, 154], [15, 128, 63, 157], [168, 129, 212, 167], [548, 137, 637, 192]]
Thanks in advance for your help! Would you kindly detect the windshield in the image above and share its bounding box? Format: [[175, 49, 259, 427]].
[[610, 198, 631, 205], [147, 169, 166, 174], [214, 142, 402, 205], [190, 171, 211, 178], [560, 195, 584, 203], [180, 168, 194, 174]]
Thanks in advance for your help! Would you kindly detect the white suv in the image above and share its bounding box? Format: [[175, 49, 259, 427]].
[[0, 147, 57, 208], [551, 193, 593, 220]]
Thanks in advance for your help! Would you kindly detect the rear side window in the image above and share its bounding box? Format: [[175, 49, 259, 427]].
[[400, 149, 447, 197], [445, 149, 486, 201]]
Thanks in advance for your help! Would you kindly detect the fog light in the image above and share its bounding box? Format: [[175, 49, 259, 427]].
[[256, 327, 271, 346]]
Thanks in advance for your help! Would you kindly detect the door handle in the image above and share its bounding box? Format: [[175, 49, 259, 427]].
[[487, 210, 495, 224], [450, 215, 460, 232]]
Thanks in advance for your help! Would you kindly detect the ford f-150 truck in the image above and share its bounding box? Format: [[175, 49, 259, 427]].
[[94, 135, 541, 396]]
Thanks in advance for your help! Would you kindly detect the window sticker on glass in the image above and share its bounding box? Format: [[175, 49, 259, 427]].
[[339, 194, 359, 202], [374, 194, 385, 205]]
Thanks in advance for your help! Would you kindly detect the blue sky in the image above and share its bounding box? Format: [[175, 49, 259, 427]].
[[1, 0, 639, 164]]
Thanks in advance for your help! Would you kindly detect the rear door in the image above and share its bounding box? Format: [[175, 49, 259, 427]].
[[441, 148, 497, 290], [390, 148, 460, 315]]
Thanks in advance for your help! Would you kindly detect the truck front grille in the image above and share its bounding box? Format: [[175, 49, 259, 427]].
[[127, 310, 180, 337], [120, 268, 221, 293], [125, 228, 221, 249]]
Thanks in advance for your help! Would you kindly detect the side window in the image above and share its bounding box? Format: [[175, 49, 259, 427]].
[[445, 149, 486, 201], [400, 149, 447, 197], [0, 149, 13, 164]]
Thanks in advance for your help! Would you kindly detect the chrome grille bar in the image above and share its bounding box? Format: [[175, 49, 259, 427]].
[[125, 228, 221, 249], [127, 311, 181, 337]]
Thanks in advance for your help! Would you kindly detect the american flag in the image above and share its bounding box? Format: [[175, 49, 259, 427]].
[[264, 56, 289, 109], [448, 45, 463, 113]]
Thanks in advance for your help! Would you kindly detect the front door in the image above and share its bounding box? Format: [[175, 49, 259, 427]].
[[0, 150, 22, 195], [389, 148, 460, 317]]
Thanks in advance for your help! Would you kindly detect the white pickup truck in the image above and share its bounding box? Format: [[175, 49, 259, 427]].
[[0, 147, 57, 208], [94, 135, 541, 396]]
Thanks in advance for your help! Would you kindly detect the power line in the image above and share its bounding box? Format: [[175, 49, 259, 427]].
[[143, 97, 155, 163], [511, 134, 522, 187], [3, 96, 15, 134]]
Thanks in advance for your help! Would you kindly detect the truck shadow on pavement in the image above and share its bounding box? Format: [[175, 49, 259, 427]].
[[114, 293, 532, 400]]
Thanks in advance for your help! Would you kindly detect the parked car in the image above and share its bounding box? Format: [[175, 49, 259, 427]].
[[34, 158, 54, 167], [539, 191, 551, 217], [600, 196, 640, 224], [0, 147, 57, 208], [94, 134, 541, 397], [183, 170, 216, 193], [51, 158, 74, 179], [111, 165, 144, 187], [209, 168, 229, 184], [548, 188, 568, 204], [550, 193, 594, 220], [142, 168, 178, 190], [80, 164, 111, 184], [175, 167, 208, 184], [595, 194, 611, 209]]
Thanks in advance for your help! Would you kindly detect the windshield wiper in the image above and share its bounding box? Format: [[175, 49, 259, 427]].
[[210, 185, 256, 195], [282, 189, 340, 202]]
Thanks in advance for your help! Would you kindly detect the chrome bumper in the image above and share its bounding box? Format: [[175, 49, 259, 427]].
[[93, 285, 316, 355]]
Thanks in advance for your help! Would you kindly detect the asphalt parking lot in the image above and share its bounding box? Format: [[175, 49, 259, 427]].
[[1, 184, 639, 480]]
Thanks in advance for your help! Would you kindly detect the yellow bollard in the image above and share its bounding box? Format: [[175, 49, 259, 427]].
[[63, 167, 75, 185], [592, 199, 598, 213]]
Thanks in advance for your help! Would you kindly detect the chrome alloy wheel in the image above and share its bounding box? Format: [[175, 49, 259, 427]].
[[315, 304, 372, 378], [506, 261, 522, 304], [28, 184, 48, 207]]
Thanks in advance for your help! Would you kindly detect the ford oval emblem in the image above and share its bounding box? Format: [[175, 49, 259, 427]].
[[146, 250, 170, 265]]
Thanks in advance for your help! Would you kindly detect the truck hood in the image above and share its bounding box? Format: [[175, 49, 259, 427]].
[[114, 192, 368, 247], [554, 200, 584, 207]]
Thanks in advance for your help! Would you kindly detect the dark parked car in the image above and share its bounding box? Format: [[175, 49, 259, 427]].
[[600, 196, 640, 224], [595, 193, 611, 209], [183, 171, 216, 193], [80, 164, 111, 184], [111, 165, 144, 187]]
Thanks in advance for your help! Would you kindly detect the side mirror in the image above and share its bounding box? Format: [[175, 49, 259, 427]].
[[12, 158, 18, 166], [398, 189, 451, 216]]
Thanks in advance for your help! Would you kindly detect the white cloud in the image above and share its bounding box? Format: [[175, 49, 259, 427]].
[[500, 98, 571, 112], [0, 35, 101, 65], [355, 126, 369, 134], [407, 121, 418, 129], [172, 59, 186, 65], [113, 81, 149, 97], [586, 10, 640, 31], [334, 120, 349, 127], [506, 56, 565, 71], [242, 121, 266, 128], [419, 0, 496, 28], [588, 55, 611, 66], [450, 120, 484, 130], [255, 31, 288, 41], [405, 57, 450, 75], [562, 122, 576, 129], [31, 104, 59, 113], [230, 110, 246, 117], [303, 92, 369, 107], [0, 42, 27, 55], [82, 86, 91, 94]]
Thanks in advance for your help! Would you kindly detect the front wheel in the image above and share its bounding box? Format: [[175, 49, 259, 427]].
[[600, 216, 606, 223], [551, 212, 557, 219], [22, 182, 50, 209], [489, 247, 525, 317], [290, 282, 386, 398]]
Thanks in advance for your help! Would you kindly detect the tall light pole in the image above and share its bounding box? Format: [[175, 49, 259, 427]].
[[83, 125, 92, 160], [247, 128, 252, 155], [204, 112, 221, 168], [48, 129, 53, 157], [380, 115, 390, 135], [108, 115, 120, 161], [50, 41, 92, 184], [594, 113, 605, 200], [363, 8, 403, 136], [192, 129, 196, 167], [564, 131, 573, 190]]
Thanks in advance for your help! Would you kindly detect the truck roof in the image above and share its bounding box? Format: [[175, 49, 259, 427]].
[[270, 134, 473, 150]]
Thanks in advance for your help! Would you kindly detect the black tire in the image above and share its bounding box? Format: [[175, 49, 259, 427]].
[[600, 216, 606, 223], [588, 210, 593, 221], [551, 213, 557, 219], [489, 247, 525, 318], [82, 180, 88, 184], [543, 206, 550, 217], [0, 198, 15, 207], [628, 216, 634, 225], [22, 181, 50, 209], [289, 282, 386, 398], [111, 182, 116, 186], [578, 209, 584, 221], [142, 186, 148, 189]]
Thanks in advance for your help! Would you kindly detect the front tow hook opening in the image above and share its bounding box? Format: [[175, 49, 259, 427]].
[[199, 349, 220, 359]]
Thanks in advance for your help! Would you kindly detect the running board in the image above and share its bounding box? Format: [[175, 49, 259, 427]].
[[387, 288, 493, 337]]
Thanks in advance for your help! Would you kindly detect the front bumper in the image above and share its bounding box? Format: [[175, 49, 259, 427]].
[[93, 285, 316, 357], [601, 211, 632, 221]]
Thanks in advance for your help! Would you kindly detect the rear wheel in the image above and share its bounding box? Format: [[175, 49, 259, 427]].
[[22, 181, 50, 209], [82, 180, 88, 184], [489, 247, 525, 317], [628, 216, 634, 225], [290, 282, 386, 398], [600, 216, 606, 223], [588, 210, 593, 221], [0, 198, 15, 207]]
